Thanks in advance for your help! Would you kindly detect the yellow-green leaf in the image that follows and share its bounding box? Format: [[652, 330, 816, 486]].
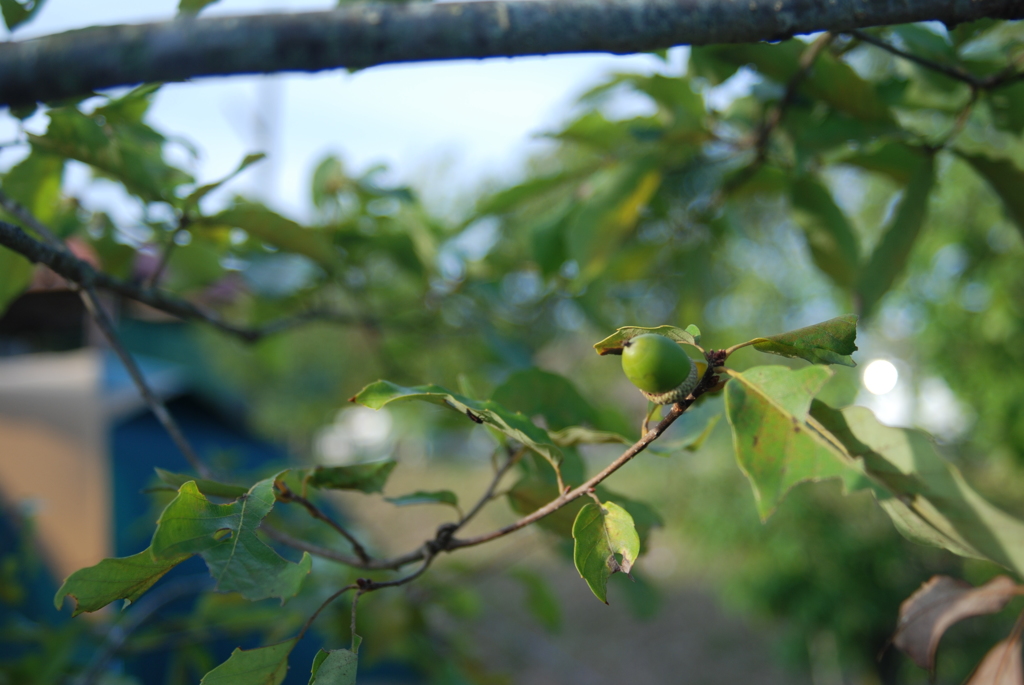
[[571, 500, 640, 604], [201, 639, 297, 685]]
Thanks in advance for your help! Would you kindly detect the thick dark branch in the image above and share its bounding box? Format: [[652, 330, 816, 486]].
[[3, 0, 1023, 107], [0, 219, 372, 341]]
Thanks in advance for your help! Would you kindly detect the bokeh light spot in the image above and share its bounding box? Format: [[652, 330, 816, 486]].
[[863, 359, 899, 395]]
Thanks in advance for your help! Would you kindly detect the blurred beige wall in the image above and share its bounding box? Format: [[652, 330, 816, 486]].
[[0, 349, 110, 583]]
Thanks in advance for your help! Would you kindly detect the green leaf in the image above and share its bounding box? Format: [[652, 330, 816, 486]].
[[648, 413, 721, 457], [384, 490, 459, 510], [684, 324, 701, 346], [724, 365, 865, 520], [2, 150, 64, 226], [744, 314, 859, 367], [956, 150, 1024, 240], [307, 648, 358, 685], [31, 103, 191, 204], [790, 176, 860, 288], [184, 153, 266, 208], [510, 569, 562, 633], [0, 0, 45, 31], [986, 82, 1024, 134], [0, 247, 33, 317], [548, 426, 632, 447], [178, 0, 221, 14], [856, 154, 936, 318], [603, 490, 663, 548], [155, 468, 249, 499], [164, 237, 226, 292], [507, 475, 585, 538], [305, 461, 396, 494], [571, 500, 640, 604], [476, 168, 584, 216], [566, 162, 662, 281], [592, 325, 698, 356], [810, 403, 1024, 576], [351, 381, 563, 469], [151, 480, 312, 602], [691, 41, 893, 123], [492, 368, 599, 431], [54, 547, 190, 616], [837, 141, 929, 185], [201, 639, 297, 685], [203, 202, 337, 270]]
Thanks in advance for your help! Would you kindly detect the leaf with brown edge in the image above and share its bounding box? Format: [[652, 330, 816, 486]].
[[572, 500, 640, 604], [893, 575, 1022, 674], [305, 461, 396, 494], [966, 634, 1024, 685], [54, 547, 190, 616]]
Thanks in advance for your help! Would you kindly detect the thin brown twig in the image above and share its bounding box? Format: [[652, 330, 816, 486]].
[[0, 218, 383, 341], [0, 186, 215, 479], [356, 551, 437, 592], [756, 32, 836, 163], [723, 32, 835, 193], [446, 359, 720, 552], [0, 187, 63, 246], [259, 524, 422, 570], [350, 590, 361, 650], [847, 29, 1024, 91], [297, 584, 357, 642], [454, 445, 525, 532], [938, 87, 980, 149], [146, 219, 190, 289], [79, 283, 214, 478], [269, 358, 721, 572], [276, 481, 372, 564]]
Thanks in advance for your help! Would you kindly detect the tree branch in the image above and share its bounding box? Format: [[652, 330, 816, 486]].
[[0, 188, 216, 478], [755, 32, 835, 163], [269, 360, 721, 573], [848, 28, 1024, 91], [80, 283, 215, 478], [0, 219, 375, 341], [723, 32, 834, 193], [2, 0, 1023, 107], [259, 523, 424, 571], [276, 481, 372, 564], [453, 445, 525, 533], [447, 399, 689, 550], [296, 584, 358, 642]]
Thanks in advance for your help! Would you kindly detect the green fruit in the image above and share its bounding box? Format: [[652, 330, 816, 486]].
[[621, 334, 695, 397]]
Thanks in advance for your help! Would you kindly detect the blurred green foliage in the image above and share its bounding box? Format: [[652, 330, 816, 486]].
[[2, 15, 1024, 685]]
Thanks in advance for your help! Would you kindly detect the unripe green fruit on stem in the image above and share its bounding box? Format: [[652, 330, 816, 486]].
[[621, 334, 699, 404]]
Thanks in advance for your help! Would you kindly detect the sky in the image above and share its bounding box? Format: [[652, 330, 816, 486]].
[[0, 0, 682, 219]]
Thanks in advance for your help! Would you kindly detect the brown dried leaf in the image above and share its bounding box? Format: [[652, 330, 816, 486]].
[[965, 636, 1023, 685], [893, 575, 1021, 673]]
